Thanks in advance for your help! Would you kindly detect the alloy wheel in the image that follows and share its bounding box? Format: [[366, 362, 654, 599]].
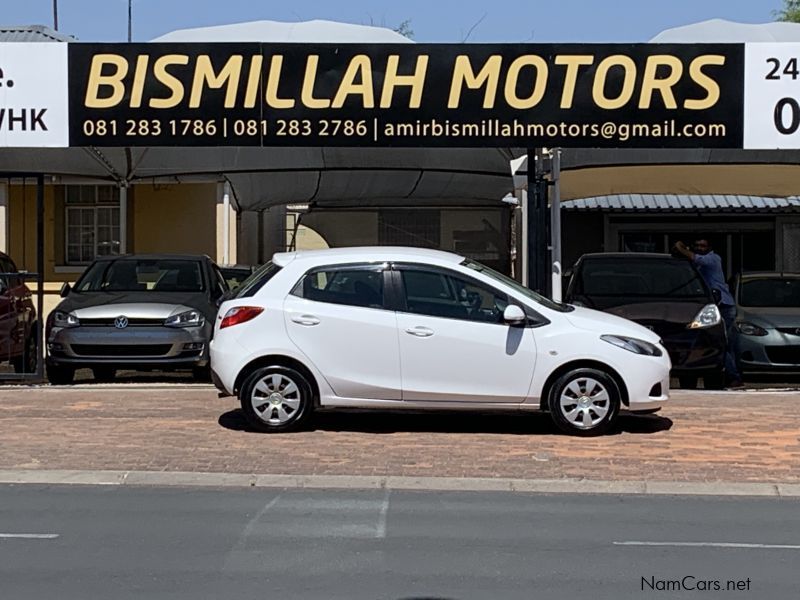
[[558, 376, 611, 430], [250, 373, 302, 426]]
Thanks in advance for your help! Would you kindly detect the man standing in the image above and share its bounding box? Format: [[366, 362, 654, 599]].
[[674, 238, 743, 388]]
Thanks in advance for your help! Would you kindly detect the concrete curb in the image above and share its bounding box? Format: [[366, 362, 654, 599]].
[[0, 469, 796, 497]]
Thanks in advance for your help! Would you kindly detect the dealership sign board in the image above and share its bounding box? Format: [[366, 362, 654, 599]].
[[0, 42, 798, 148]]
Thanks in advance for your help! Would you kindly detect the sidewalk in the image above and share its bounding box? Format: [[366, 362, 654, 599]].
[[0, 385, 797, 484]]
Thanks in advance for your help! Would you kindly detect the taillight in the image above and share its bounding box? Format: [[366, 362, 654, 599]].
[[220, 306, 264, 329]]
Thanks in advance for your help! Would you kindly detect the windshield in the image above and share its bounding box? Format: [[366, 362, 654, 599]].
[[233, 261, 282, 298], [740, 278, 800, 308], [577, 258, 708, 302], [462, 259, 573, 312], [76, 259, 205, 293]]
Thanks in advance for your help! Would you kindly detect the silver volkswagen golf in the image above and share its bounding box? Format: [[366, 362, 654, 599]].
[[46, 254, 228, 384]]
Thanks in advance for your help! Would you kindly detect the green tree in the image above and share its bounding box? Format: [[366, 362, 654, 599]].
[[394, 19, 414, 39], [775, 0, 800, 22]]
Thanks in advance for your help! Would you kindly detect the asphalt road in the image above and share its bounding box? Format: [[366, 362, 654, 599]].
[[0, 485, 798, 599]]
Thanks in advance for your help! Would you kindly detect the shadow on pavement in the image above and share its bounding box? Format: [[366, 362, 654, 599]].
[[218, 408, 672, 437]]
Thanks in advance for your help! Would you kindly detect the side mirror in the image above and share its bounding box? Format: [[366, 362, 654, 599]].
[[711, 289, 722, 305], [503, 304, 527, 325], [60, 282, 72, 298]]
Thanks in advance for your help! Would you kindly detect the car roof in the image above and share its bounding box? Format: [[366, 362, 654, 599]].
[[579, 252, 676, 260], [91, 254, 211, 262], [272, 246, 465, 268]]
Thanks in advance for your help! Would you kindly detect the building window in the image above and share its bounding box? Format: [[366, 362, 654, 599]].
[[65, 186, 121, 265]]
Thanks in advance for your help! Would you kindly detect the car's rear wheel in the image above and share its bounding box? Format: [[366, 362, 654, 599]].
[[192, 366, 212, 382], [239, 366, 313, 433], [91, 367, 116, 382], [548, 368, 621, 436], [46, 364, 75, 386]]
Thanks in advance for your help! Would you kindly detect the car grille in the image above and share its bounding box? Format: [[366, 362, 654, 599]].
[[79, 317, 164, 327], [70, 344, 172, 357], [776, 327, 800, 337], [765, 346, 800, 365]]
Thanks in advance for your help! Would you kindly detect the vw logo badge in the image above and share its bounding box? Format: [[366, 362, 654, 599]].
[[795, 328, 800, 337], [114, 316, 129, 329]]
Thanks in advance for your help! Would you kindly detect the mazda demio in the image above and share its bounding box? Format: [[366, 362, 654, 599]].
[[210, 247, 670, 436]]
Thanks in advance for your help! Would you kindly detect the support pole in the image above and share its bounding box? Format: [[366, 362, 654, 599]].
[[222, 181, 231, 265], [119, 183, 127, 254], [527, 148, 550, 296], [36, 175, 44, 381], [550, 148, 562, 302]]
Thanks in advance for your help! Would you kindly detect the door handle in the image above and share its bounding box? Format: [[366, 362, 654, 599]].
[[405, 326, 434, 337], [291, 315, 320, 327]]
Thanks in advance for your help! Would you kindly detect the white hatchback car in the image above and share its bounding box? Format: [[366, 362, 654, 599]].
[[210, 247, 670, 436]]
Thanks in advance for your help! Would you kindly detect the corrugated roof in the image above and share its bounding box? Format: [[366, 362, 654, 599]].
[[0, 25, 73, 42], [563, 195, 800, 213]]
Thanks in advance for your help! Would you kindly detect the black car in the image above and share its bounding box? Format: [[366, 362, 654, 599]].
[[565, 253, 726, 389], [46, 254, 228, 384], [219, 264, 256, 292]]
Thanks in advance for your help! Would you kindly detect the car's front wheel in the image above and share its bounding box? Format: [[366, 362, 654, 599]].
[[46, 364, 75, 386], [12, 331, 38, 374], [91, 367, 116, 382], [703, 369, 726, 390], [239, 366, 313, 433], [548, 368, 621, 436]]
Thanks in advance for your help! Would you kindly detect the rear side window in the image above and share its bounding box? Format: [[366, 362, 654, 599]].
[[233, 262, 282, 298], [293, 268, 384, 309]]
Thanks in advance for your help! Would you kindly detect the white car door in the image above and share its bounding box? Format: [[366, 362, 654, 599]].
[[283, 264, 401, 400], [394, 265, 537, 403]]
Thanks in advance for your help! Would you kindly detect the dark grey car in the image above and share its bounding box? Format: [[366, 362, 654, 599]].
[[46, 254, 228, 384], [732, 272, 800, 374]]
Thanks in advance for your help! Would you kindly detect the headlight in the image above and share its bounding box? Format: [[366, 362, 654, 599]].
[[164, 310, 205, 328], [688, 304, 721, 329], [600, 334, 663, 357], [53, 311, 80, 328], [736, 321, 768, 336]]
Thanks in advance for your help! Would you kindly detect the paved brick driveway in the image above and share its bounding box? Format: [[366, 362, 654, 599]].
[[0, 385, 797, 483]]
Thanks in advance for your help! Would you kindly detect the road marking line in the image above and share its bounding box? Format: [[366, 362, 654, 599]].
[[0, 533, 59, 539], [375, 488, 390, 539], [614, 541, 800, 549]]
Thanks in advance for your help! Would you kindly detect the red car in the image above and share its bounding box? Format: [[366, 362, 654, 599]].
[[0, 251, 38, 373]]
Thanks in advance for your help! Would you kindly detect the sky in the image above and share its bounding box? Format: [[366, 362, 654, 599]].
[[1, 0, 786, 43]]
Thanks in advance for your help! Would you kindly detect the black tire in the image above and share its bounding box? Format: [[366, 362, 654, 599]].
[[12, 332, 38, 374], [239, 366, 313, 433], [192, 366, 212, 382], [703, 369, 726, 390], [47, 364, 75, 386], [547, 367, 621, 436], [678, 375, 698, 390], [91, 367, 116, 382]]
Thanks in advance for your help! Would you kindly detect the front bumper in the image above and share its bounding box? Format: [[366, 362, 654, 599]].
[[47, 324, 210, 369], [661, 325, 725, 374], [617, 349, 671, 412], [737, 330, 800, 373]]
